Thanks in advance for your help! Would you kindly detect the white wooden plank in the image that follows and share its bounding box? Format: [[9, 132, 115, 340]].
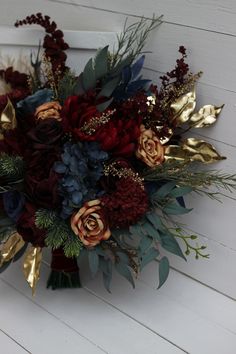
[[52, 0, 236, 36], [0, 262, 185, 354], [84, 264, 236, 354], [0, 278, 105, 354], [0, 330, 29, 354], [140, 262, 236, 333], [0, 27, 116, 50]]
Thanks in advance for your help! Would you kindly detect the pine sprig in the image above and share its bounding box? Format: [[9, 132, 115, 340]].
[[0, 153, 24, 182], [143, 162, 236, 199]]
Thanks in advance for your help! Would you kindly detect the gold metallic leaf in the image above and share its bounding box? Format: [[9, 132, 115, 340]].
[[0, 98, 17, 131], [164, 145, 189, 163], [0, 232, 25, 267], [170, 88, 196, 126], [189, 104, 224, 128], [23, 246, 42, 295], [181, 138, 226, 164]]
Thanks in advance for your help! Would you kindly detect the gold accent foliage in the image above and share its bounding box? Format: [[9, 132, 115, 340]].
[[0, 98, 17, 139], [104, 162, 145, 189], [189, 104, 224, 128], [0, 232, 25, 267], [182, 138, 226, 164], [165, 138, 226, 164], [170, 88, 196, 126], [146, 95, 156, 112], [81, 109, 116, 135], [155, 126, 173, 145], [23, 246, 42, 295]]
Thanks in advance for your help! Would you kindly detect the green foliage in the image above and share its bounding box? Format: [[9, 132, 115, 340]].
[[35, 209, 83, 258], [158, 256, 169, 289], [0, 153, 24, 185], [57, 69, 77, 104]]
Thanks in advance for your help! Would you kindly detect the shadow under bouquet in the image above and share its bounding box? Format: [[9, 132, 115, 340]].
[[0, 13, 235, 294]]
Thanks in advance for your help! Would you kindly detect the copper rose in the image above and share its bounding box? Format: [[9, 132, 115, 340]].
[[136, 124, 165, 167], [35, 101, 62, 121], [71, 199, 111, 247]]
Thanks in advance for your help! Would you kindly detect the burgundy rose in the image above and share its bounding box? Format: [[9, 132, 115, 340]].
[[27, 118, 63, 150], [25, 150, 61, 208], [16, 202, 46, 247]]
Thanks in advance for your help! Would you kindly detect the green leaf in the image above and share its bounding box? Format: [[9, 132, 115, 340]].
[[163, 202, 192, 215], [63, 235, 83, 258], [97, 76, 120, 98], [96, 98, 113, 112], [115, 262, 135, 288], [139, 235, 153, 253], [74, 73, 85, 95], [95, 46, 109, 80], [145, 212, 166, 232], [155, 181, 176, 198], [158, 256, 170, 289], [161, 233, 186, 260], [142, 222, 161, 242], [129, 223, 144, 238], [82, 58, 96, 91], [170, 186, 193, 198], [117, 251, 129, 264], [88, 249, 99, 277], [140, 247, 159, 270], [99, 258, 112, 293]]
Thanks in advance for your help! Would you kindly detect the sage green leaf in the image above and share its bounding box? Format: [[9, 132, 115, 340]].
[[115, 262, 135, 288], [96, 98, 113, 112], [88, 249, 99, 277], [139, 235, 153, 253], [163, 202, 192, 215], [158, 256, 170, 289], [156, 181, 176, 198], [170, 186, 193, 198], [161, 233, 186, 260], [129, 223, 144, 238], [140, 247, 159, 270], [143, 222, 161, 241], [95, 45, 109, 80], [97, 76, 120, 98], [82, 58, 96, 91], [145, 212, 165, 232]]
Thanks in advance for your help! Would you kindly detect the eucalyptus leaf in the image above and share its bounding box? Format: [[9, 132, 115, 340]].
[[158, 256, 170, 289], [82, 58, 96, 91], [161, 233, 186, 260], [97, 76, 120, 98], [96, 98, 113, 112], [95, 45, 109, 80], [88, 249, 99, 277], [115, 262, 135, 288], [140, 247, 159, 270], [139, 235, 153, 253], [142, 222, 161, 242], [163, 202, 192, 215], [170, 186, 193, 198], [156, 181, 176, 198]]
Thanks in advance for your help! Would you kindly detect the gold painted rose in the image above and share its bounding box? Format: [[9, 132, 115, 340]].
[[71, 200, 111, 247], [35, 101, 62, 121], [136, 124, 165, 167]]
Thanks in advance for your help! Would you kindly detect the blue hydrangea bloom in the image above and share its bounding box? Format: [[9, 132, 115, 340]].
[[3, 190, 25, 222], [17, 88, 53, 114], [54, 141, 108, 218]]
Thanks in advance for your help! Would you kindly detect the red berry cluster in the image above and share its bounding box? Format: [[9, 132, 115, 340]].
[[15, 13, 69, 74]]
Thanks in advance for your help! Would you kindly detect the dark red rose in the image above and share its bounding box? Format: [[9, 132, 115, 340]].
[[25, 149, 61, 208], [0, 129, 26, 155], [27, 118, 63, 150], [16, 202, 46, 247]]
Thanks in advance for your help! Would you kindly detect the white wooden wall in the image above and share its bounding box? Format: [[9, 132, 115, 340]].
[[0, 1, 236, 353]]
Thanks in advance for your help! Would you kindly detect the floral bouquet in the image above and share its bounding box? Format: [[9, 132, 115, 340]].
[[0, 14, 235, 294]]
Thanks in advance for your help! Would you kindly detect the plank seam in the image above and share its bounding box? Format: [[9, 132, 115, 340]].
[[0, 277, 108, 354], [49, 0, 236, 38], [0, 328, 31, 354]]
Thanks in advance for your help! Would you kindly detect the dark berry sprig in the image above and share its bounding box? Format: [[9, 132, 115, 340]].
[[15, 13, 69, 75]]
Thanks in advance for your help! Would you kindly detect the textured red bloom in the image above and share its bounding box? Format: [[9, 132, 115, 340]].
[[101, 177, 148, 228], [16, 202, 46, 247], [62, 95, 142, 157]]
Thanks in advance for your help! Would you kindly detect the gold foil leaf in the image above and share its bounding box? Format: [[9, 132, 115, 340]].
[[23, 246, 42, 295], [181, 138, 226, 164], [164, 145, 189, 163], [0, 98, 17, 131], [189, 104, 224, 128], [171, 89, 196, 126], [0, 232, 25, 267]]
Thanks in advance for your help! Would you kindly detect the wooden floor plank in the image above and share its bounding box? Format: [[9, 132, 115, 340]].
[[0, 278, 105, 354], [82, 263, 236, 354], [1, 262, 186, 354], [0, 329, 29, 354]]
